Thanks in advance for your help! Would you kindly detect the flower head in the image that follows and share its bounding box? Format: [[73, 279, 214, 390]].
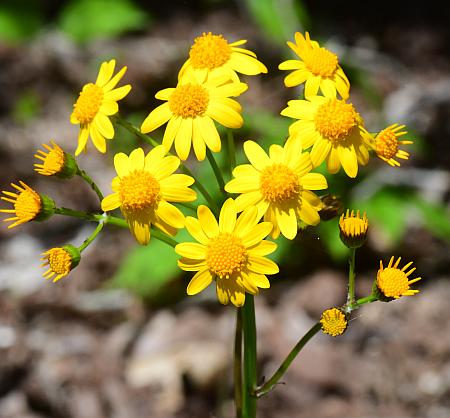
[[141, 70, 247, 161], [281, 95, 372, 178], [376, 256, 421, 300], [71, 59, 131, 156], [179, 32, 267, 82], [101, 146, 196, 245], [225, 138, 327, 240], [320, 308, 348, 336], [339, 209, 368, 248], [374, 124, 413, 167], [41, 245, 80, 282], [175, 199, 278, 307], [1, 181, 54, 228], [279, 32, 350, 99], [34, 141, 78, 178]]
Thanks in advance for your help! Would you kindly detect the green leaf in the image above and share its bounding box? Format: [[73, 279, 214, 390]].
[[412, 196, 450, 243], [317, 218, 348, 261], [59, 0, 149, 44], [0, 2, 42, 43]]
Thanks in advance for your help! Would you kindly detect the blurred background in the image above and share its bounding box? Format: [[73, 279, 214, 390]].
[[0, 0, 449, 417]]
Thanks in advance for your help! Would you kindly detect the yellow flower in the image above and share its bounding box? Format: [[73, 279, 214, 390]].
[[71, 59, 131, 156], [34, 141, 78, 178], [176, 199, 278, 307], [1, 181, 45, 228], [101, 146, 196, 245], [225, 138, 327, 240], [41, 245, 80, 282], [320, 308, 348, 336], [339, 209, 368, 248], [281, 95, 372, 178], [376, 256, 421, 299], [141, 70, 247, 161], [179, 32, 267, 82], [279, 32, 350, 99], [374, 124, 413, 167]]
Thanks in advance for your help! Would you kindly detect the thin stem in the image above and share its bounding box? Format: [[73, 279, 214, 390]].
[[54, 207, 99, 222], [226, 129, 236, 177], [254, 322, 321, 398], [352, 295, 378, 309], [206, 148, 226, 195], [347, 248, 357, 308], [151, 229, 179, 247], [234, 308, 243, 418], [78, 220, 105, 252], [180, 164, 220, 216], [76, 168, 104, 201], [242, 295, 257, 417], [114, 115, 159, 147]]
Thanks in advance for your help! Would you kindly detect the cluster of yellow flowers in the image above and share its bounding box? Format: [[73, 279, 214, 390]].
[[1, 31, 420, 314]]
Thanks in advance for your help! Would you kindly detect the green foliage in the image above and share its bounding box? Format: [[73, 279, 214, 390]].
[[0, 2, 43, 43], [317, 218, 348, 261], [412, 196, 450, 243], [12, 90, 41, 123], [58, 0, 149, 44], [243, 0, 310, 45]]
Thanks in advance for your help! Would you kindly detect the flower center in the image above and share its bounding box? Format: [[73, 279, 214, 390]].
[[377, 268, 410, 298], [15, 188, 41, 220], [259, 164, 300, 204], [320, 308, 347, 337], [39, 146, 65, 175], [314, 99, 358, 143], [169, 83, 209, 119], [339, 212, 368, 237], [189, 32, 232, 70], [46, 248, 72, 275], [73, 83, 104, 124], [119, 170, 161, 212], [206, 233, 247, 279], [303, 47, 338, 77], [376, 129, 399, 159]]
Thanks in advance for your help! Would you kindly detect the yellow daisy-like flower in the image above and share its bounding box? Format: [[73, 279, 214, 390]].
[[175, 199, 278, 307], [141, 70, 247, 161], [178, 32, 267, 83], [101, 146, 197, 245], [279, 32, 350, 99], [281, 95, 372, 178], [339, 209, 368, 248], [41, 245, 80, 283], [376, 256, 421, 299], [71, 59, 131, 156], [34, 141, 78, 178], [225, 138, 327, 240], [374, 124, 413, 167], [320, 308, 348, 337], [1, 181, 42, 228]]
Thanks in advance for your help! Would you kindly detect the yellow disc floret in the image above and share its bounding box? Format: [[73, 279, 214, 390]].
[[72, 83, 104, 124], [320, 308, 348, 337], [376, 256, 421, 299], [260, 164, 300, 204], [119, 170, 161, 212], [206, 233, 247, 279], [169, 83, 209, 118], [302, 47, 338, 77], [376, 128, 399, 160], [189, 32, 232, 70], [315, 99, 358, 143], [42, 248, 72, 282], [339, 209, 368, 248]]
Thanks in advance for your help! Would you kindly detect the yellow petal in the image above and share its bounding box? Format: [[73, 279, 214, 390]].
[[234, 191, 264, 213], [155, 88, 175, 100], [298, 200, 320, 225], [185, 216, 209, 245], [161, 186, 196, 202], [192, 117, 206, 161], [320, 78, 337, 99], [219, 198, 237, 233], [178, 258, 207, 272], [101, 193, 121, 211], [337, 144, 358, 178], [241, 222, 273, 247], [284, 69, 309, 87], [232, 164, 259, 178], [243, 141, 270, 171], [95, 60, 115, 87], [207, 101, 243, 129], [275, 207, 298, 240], [176, 242, 207, 259], [246, 271, 271, 288], [114, 152, 130, 177], [198, 116, 221, 153], [198, 205, 219, 238], [304, 75, 321, 98], [129, 147, 145, 169], [99, 100, 118, 116], [90, 123, 106, 153], [187, 268, 213, 295], [162, 115, 182, 151], [140, 103, 172, 133], [300, 173, 328, 190], [95, 113, 114, 139], [174, 118, 193, 161], [75, 126, 89, 156], [326, 147, 341, 173], [247, 240, 277, 257], [225, 176, 259, 194], [247, 255, 279, 275], [156, 200, 185, 229], [228, 52, 268, 75], [310, 138, 331, 167], [104, 84, 131, 101], [128, 218, 151, 245], [279, 59, 304, 70], [103, 65, 127, 91]]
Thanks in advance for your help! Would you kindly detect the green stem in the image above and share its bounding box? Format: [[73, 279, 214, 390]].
[[242, 295, 257, 417], [254, 322, 321, 398], [54, 207, 99, 222], [178, 201, 197, 214], [347, 248, 356, 307], [78, 219, 105, 252], [226, 129, 236, 177], [351, 295, 378, 309], [234, 308, 243, 418], [115, 115, 159, 147], [180, 164, 220, 216], [151, 229, 179, 247], [206, 148, 226, 195], [76, 168, 104, 201]]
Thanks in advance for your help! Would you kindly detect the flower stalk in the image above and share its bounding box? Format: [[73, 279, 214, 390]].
[[242, 295, 257, 417], [76, 168, 104, 201]]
